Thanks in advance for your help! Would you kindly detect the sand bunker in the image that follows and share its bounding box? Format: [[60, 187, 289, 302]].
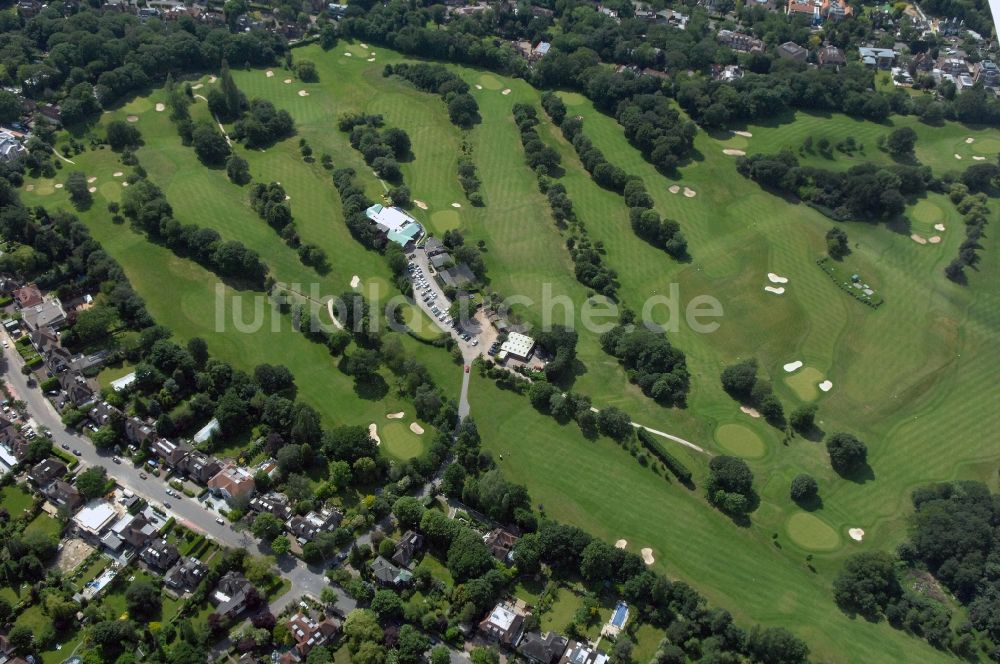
[[973, 156, 986, 161], [386, 412, 404, 420], [414, 199, 428, 210], [344, 52, 352, 57], [819, 380, 833, 392], [723, 149, 746, 156], [87, 176, 97, 183], [24, 184, 33, 192], [266, 70, 274, 78], [910, 233, 928, 245], [768, 272, 788, 284], [208, 76, 217, 83], [367, 58, 376, 62], [783, 360, 803, 373], [641, 548, 654, 565], [731, 130, 753, 138], [409, 422, 425, 435], [501, 88, 512, 95], [54, 183, 63, 189], [614, 539, 627, 549], [126, 115, 139, 123], [113, 171, 123, 177], [740, 406, 761, 418], [451, 202, 461, 208], [954, 154, 963, 160], [848, 528, 864, 542], [934, 223, 946, 231], [966, 137, 975, 144], [368, 423, 380, 445], [298, 90, 309, 97], [928, 236, 942, 244], [683, 187, 696, 198], [283, 79, 291, 84], [668, 185, 680, 194], [360, 43, 368, 49], [764, 286, 785, 295], [121, 182, 129, 187], [154, 103, 164, 113], [475, 84, 483, 90], [88, 187, 96, 193], [192, 83, 203, 90], [350, 275, 361, 288]]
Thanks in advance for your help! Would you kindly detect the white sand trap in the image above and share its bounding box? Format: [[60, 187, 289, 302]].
[[298, 90, 309, 97], [848, 528, 864, 542], [284, 195, 290, 201], [283, 78, 291, 84], [966, 137, 975, 144], [360, 43, 368, 49], [24, 184, 33, 192], [350, 275, 361, 288], [475, 84, 482, 90], [266, 70, 274, 77], [192, 83, 203, 90], [368, 423, 381, 445], [723, 149, 746, 156], [344, 52, 352, 57], [767, 272, 788, 284], [451, 202, 461, 208], [121, 182, 129, 187], [614, 539, 627, 549], [413, 199, 428, 210], [731, 130, 753, 138], [740, 405, 761, 418], [54, 183, 63, 189], [934, 223, 946, 231], [973, 156, 986, 161], [386, 412, 404, 420], [126, 115, 139, 123], [641, 548, 654, 565], [113, 171, 123, 177], [819, 380, 833, 392], [683, 187, 696, 198], [764, 286, 785, 295], [783, 360, 803, 373], [87, 176, 97, 183], [501, 88, 512, 95], [910, 233, 928, 245], [367, 58, 376, 62], [409, 422, 425, 435], [668, 185, 680, 194], [88, 187, 96, 193], [928, 236, 942, 244], [954, 154, 963, 160]]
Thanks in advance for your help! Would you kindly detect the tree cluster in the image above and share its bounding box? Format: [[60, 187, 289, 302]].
[[944, 181, 992, 284], [344, 115, 411, 183], [384, 63, 480, 128], [250, 182, 327, 272], [720, 358, 784, 426], [601, 324, 690, 406]]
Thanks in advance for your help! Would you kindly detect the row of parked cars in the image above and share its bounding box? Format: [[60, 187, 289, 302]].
[[409, 262, 454, 327]]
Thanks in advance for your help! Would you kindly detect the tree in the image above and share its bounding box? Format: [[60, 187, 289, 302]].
[[192, 121, 230, 165], [885, 127, 917, 157], [706, 455, 755, 515], [106, 120, 142, 151], [76, 466, 111, 500], [0, 91, 21, 124], [370, 589, 403, 619], [448, 93, 480, 127], [8, 625, 32, 653], [962, 162, 999, 193], [442, 462, 465, 497], [746, 626, 810, 664], [447, 529, 494, 582], [596, 407, 633, 441], [789, 474, 818, 503], [396, 625, 430, 664], [721, 359, 758, 399], [382, 128, 411, 159], [430, 646, 451, 664], [825, 227, 849, 259], [125, 580, 162, 622], [226, 153, 251, 185], [296, 60, 318, 82], [251, 512, 285, 541], [343, 609, 383, 653], [833, 551, 900, 619], [244, 555, 275, 586], [66, 171, 91, 209], [271, 535, 290, 555], [392, 496, 425, 529], [826, 432, 868, 476]]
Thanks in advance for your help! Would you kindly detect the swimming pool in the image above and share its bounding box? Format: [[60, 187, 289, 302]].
[[611, 601, 629, 628]]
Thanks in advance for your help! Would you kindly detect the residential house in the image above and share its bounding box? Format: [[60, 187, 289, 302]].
[[249, 492, 293, 520], [12, 284, 42, 309], [151, 438, 192, 468], [391, 530, 424, 568], [165, 556, 209, 591], [31, 326, 63, 358], [29, 457, 67, 485], [820, 0, 851, 20], [859, 47, 896, 69], [42, 479, 83, 510], [484, 528, 519, 563], [436, 264, 477, 290], [717, 65, 743, 82], [16, 0, 42, 18], [212, 571, 257, 618], [786, 0, 818, 24], [520, 631, 569, 664], [88, 401, 122, 429], [73, 500, 118, 538], [0, 132, 25, 164], [956, 73, 976, 92], [208, 465, 256, 503], [529, 5, 554, 18], [430, 252, 453, 270], [974, 60, 999, 86], [937, 56, 969, 76], [479, 601, 526, 647], [125, 417, 155, 446], [57, 371, 96, 409], [558, 640, 609, 664], [817, 45, 846, 69], [141, 537, 180, 572], [370, 556, 413, 587], [176, 451, 222, 485], [21, 299, 67, 332], [655, 9, 688, 29], [912, 51, 935, 73], [776, 41, 809, 63], [287, 509, 342, 542], [287, 613, 341, 658], [120, 513, 158, 548], [717, 29, 764, 53]]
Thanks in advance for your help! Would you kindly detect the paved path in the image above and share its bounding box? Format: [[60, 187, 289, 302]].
[[588, 406, 707, 454]]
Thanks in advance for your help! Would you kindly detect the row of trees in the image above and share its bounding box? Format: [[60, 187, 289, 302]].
[[720, 359, 784, 425], [249, 181, 327, 271], [343, 113, 411, 183], [383, 63, 480, 128], [943, 179, 993, 284]]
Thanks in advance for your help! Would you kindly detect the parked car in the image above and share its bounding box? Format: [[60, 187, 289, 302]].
[[112, 457, 121, 464], [139, 472, 148, 480], [72, 449, 81, 456], [163, 502, 171, 509], [61, 443, 70, 450], [216, 517, 225, 525]]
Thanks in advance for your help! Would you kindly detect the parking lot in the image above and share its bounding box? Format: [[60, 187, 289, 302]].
[[408, 252, 482, 353]]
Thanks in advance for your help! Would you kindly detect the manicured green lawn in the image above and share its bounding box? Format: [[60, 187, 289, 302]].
[[96, 362, 135, 391], [72, 556, 109, 591], [538, 585, 585, 635], [416, 553, 453, 588], [1, 485, 34, 515], [25, 513, 62, 538]]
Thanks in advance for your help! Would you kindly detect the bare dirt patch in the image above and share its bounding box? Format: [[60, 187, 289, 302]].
[[55, 538, 95, 573]]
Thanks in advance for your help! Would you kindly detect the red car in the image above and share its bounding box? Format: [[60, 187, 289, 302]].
[[464, 365, 470, 373]]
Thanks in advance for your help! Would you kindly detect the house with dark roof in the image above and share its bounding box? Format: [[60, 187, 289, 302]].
[[436, 263, 477, 290], [249, 492, 293, 520], [776, 41, 809, 62], [287, 613, 341, 658], [58, 371, 96, 409], [370, 556, 413, 587], [125, 417, 156, 446], [13, 284, 42, 309], [391, 530, 424, 568], [520, 631, 569, 664], [42, 479, 83, 510], [558, 640, 609, 664], [141, 537, 180, 572], [20, 298, 67, 332], [176, 451, 222, 485], [151, 438, 192, 468], [424, 237, 449, 258], [88, 401, 122, 429], [121, 513, 158, 548], [29, 457, 67, 485], [484, 528, 519, 564], [212, 571, 257, 618], [165, 556, 208, 591], [287, 509, 342, 542], [817, 45, 846, 69]]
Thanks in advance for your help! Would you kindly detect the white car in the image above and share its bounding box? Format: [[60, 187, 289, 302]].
[[216, 517, 225, 525]]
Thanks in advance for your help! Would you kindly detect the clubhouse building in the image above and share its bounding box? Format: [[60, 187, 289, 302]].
[[365, 204, 423, 247]]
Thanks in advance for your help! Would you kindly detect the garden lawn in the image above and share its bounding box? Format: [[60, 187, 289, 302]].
[[25, 513, 62, 538], [1, 485, 33, 515]]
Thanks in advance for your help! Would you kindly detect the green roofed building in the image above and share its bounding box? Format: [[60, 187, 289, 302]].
[[365, 204, 424, 246]]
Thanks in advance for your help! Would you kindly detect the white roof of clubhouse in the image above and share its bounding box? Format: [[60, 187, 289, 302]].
[[500, 332, 535, 359], [365, 204, 423, 246]]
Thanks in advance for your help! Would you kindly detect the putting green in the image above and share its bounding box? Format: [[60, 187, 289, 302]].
[[786, 512, 840, 551], [713, 423, 767, 458], [560, 92, 587, 107], [478, 74, 503, 90], [971, 137, 1000, 154], [910, 199, 943, 225], [430, 209, 461, 233], [785, 367, 824, 401], [380, 421, 425, 460]]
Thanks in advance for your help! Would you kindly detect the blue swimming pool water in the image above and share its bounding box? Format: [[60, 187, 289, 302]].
[[611, 602, 628, 627]]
